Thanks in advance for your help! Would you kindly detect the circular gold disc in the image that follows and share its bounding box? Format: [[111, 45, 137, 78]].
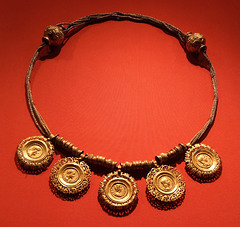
[[99, 171, 138, 211], [50, 157, 91, 194], [146, 165, 185, 202], [185, 144, 221, 180], [17, 136, 54, 171]]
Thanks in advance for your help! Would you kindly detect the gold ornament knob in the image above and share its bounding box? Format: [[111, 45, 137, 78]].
[[42, 25, 64, 46], [98, 171, 138, 215], [185, 144, 221, 182], [146, 165, 185, 202], [50, 157, 91, 194], [186, 32, 206, 53], [16, 136, 54, 172]]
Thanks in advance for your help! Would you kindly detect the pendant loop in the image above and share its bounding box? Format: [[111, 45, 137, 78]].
[[185, 144, 221, 182], [50, 157, 91, 194], [16, 136, 54, 172], [146, 165, 185, 203], [98, 171, 138, 216]]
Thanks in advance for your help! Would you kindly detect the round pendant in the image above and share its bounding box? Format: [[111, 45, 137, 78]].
[[16, 136, 54, 172], [185, 144, 221, 181], [98, 171, 138, 215], [146, 165, 185, 202], [50, 157, 91, 194]]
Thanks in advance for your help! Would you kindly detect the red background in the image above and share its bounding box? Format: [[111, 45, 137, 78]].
[[0, 0, 239, 226]]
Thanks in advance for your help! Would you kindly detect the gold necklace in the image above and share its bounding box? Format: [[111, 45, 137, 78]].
[[16, 12, 221, 216]]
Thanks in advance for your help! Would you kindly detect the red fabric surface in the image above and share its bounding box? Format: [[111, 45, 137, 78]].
[[0, 0, 239, 226]]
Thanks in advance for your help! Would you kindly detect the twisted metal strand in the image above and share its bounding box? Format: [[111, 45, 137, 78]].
[[58, 12, 186, 43], [190, 51, 218, 145], [25, 43, 52, 138]]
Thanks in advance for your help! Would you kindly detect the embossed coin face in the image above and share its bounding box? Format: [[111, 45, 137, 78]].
[[62, 168, 79, 183], [195, 151, 213, 169], [17, 136, 54, 171], [99, 171, 138, 211], [22, 140, 48, 161], [50, 157, 91, 194], [146, 165, 185, 202], [155, 172, 177, 194], [106, 177, 132, 203], [58, 163, 83, 187], [185, 144, 221, 180]]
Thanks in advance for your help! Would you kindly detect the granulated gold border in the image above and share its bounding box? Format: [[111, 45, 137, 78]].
[[17, 136, 54, 171], [146, 165, 185, 202], [99, 171, 138, 211], [50, 157, 91, 194], [185, 144, 221, 180]]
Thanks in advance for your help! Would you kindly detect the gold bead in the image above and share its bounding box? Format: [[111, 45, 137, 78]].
[[167, 149, 176, 159], [132, 161, 138, 170], [160, 153, 168, 162], [112, 161, 118, 167], [143, 160, 148, 165], [65, 142, 71, 147], [98, 156, 106, 164], [125, 161, 131, 167], [121, 163, 126, 168], [153, 160, 158, 167], [87, 154, 94, 160], [105, 159, 113, 168], [186, 32, 206, 53], [91, 156, 97, 164], [155, 153, 168, 165], [42, 25, 64, 46], [136, 161, 141, 167], [80, 153, 85, 159]]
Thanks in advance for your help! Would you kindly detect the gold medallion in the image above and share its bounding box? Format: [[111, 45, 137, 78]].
[[146, 165, 185, 202], [98, 171, 138, 215], [185, 144, 221, 181], [17, 136, 54, 172], [50, 157, 91, 194]]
